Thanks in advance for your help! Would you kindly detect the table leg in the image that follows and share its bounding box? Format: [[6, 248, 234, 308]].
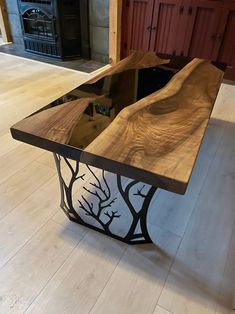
[[53, 153, 158, 245]]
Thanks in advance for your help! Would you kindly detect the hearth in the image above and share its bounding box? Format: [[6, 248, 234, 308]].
[[18, 0, 90, 59]]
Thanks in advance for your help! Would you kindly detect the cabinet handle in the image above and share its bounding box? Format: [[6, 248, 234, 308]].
[[147, 26, 156, 31], [188, 6, 193, 15], [179, 6, 184, 14]]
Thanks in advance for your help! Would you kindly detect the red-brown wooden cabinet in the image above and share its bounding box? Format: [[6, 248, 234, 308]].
[[126, 0, 155, 52], [216, 2, 235, 79], [149, 0, 183, 55], [122, 0, 235, 79], [186, 0, 222, 60]]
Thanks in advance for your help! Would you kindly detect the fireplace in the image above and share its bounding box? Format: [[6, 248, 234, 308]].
[[18, 0, 90, 59]]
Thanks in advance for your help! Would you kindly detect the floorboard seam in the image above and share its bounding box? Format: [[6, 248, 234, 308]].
[[215, 220, 235, 313], [22, 228, 88, 314], [153, 230, 183, 313], [0, 170, 57, 224], [0, 208, 59, 272], [154, 121, 226, 312], [87, 244, 128, 314]]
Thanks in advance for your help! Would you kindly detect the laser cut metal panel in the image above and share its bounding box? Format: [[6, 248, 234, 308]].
[[54, 153, 158, 244]]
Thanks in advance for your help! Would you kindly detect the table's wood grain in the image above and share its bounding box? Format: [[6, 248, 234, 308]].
[[11, 51, 168, 146], [85, 59, 223, 193], [11, 55, 223, 194], [12, 97, 100, 145]]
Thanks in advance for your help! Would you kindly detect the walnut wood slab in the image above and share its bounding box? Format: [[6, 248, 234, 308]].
[[11, 58, 223, 194], [84, 58, 223, 193], [87, 51, 170, 84], [11, 97, 100, 145]]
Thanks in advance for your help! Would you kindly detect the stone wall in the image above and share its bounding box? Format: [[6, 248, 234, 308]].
[[6, 0, 24, 46], [5, 0, 109, 63], [89, 0, 109, 63]]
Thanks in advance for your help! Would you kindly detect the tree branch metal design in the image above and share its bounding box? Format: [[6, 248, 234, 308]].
[[117, 176, 157, 243], [78, 165, 119, 235], [54, 154, 158, 244], [54, 154, 85, 223]]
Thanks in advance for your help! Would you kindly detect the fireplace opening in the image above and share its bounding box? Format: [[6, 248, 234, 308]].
[[18, 0, 90, 59], [22, 8, 54, 39]]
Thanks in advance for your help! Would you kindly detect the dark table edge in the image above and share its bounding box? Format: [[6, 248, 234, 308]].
[[10, 127, 187, 195]]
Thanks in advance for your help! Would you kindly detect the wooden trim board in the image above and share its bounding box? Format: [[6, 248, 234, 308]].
[[0, 0, 11, 43], [109, 0, 122, 64]]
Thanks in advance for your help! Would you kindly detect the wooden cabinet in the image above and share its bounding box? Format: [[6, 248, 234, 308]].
[[122, 0, 235, 79], [149, 0, 182, 55], [126, 0, 155, 52], [216, 2, 235, 79], [186, 0, 222, 60]]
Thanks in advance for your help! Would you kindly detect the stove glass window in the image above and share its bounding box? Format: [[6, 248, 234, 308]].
[[22, 9, 54, 39]]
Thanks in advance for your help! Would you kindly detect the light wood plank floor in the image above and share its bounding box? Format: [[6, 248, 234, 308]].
[[0, 54, 235, 314]]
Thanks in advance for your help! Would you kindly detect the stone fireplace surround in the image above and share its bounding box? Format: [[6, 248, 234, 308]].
[[5, 0, 109, 63], [18, 0, 88, 59]]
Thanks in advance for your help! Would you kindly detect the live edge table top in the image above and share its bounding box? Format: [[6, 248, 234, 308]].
[[11, 52, 224, 195]]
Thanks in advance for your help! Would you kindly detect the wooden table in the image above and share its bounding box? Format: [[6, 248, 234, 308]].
[[11, 52, 224, 244]]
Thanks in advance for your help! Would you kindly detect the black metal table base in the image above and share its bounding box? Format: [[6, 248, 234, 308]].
[[54, 154, 158, 245]]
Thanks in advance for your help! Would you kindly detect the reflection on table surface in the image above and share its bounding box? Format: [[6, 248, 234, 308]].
[[65, 66, 175, 149]]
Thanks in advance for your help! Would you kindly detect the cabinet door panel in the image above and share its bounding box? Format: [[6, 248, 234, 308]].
[[174, 0, 192, 56], [187, 0, 221, 60], [121, 0, 129, 58], [127, 0, 155, 54], [149, 0, 182, 54], [217, 3, 235, 80]]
